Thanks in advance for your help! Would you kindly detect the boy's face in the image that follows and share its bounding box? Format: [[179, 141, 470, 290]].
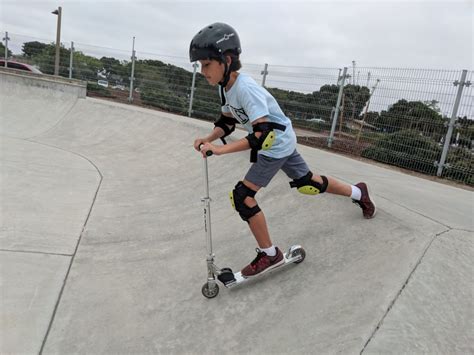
[[199, 59, 225, 86]]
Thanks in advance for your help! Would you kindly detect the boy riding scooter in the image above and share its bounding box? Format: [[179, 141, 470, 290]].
[[191, 23, 376, 280]]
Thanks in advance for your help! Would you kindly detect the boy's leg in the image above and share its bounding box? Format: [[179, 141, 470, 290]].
[[310, 174, 376, 218], [236, 179, 285, 278], [241, 179, 271, 249], [282, 150, 376, 218], [311, 175, 351, 196], [235, 155, 289, 277]]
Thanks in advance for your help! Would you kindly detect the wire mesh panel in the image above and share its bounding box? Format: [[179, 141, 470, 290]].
[[72, 42, 133, 103], [441, 70, 473, 185], [185, 61, 221, 121], [2, 33, 58, 74], [127, 51, 192, 113], [2, 32, 473, 185], [351, 68, 473, 185], [246, 63, 343, 151]]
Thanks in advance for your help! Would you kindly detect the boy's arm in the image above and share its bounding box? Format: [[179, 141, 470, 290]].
[[203, 112, 237, 142], [203, 117, 267, 155], [205, 126, 226, 142], [194, 113, 235, 151]]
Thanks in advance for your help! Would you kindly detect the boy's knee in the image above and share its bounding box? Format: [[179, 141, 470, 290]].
[[230, 181, 261, 221], [289, 172, 328, 195]]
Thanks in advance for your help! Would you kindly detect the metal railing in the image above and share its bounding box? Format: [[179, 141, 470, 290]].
[[2, 32, 473, 186]]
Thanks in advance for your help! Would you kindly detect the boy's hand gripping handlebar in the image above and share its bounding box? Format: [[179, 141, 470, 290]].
[[199, 143, 213, 157]]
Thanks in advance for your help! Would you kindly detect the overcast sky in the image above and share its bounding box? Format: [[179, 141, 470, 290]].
[[1, 0, 472, 70]]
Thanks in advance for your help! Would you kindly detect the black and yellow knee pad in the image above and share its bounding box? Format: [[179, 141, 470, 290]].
[[289, 172, 328, 195], [230, 181, 261, 221]]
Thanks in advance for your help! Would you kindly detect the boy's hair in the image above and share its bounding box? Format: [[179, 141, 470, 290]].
[[225, 51, 242, 72]]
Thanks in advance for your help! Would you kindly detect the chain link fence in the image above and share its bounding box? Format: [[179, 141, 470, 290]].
[[2, 32, 473, 186]]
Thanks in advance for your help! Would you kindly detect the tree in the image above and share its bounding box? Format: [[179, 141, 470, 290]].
[[376, 99, 444, 136], [22, 41, 48, 57], [362, 129, 441, 175], [455, 116, 474, 148], [364, 111, 380, 125], [342, 85, 371, 120], [99, 56, 128, 82], [73, 51, 103, 81], [423, 100, 441, 113], [31, 43, 71, 76]]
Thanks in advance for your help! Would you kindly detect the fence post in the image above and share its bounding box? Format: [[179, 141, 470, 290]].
[[68, 41, 74, 79], [188, 62, 198, 117], [261, 63, 268, 87], [436, 69, 470, 176], [328, 67, 348, 148], [3, 31, 10, 66], [128, 37, 136, 103]]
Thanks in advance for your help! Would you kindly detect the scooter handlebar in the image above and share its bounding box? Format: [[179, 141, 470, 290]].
[[198, 143, 213, 156]]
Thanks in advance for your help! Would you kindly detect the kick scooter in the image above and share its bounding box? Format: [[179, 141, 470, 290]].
[[199, 146, 306, 299]]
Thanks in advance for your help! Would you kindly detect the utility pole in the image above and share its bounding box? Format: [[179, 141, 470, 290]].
[[68, 41, 74, 79], [3, 32, 10, 66], [338, 94, 345, 136], [356, 79, 380, 144], [52, 7, 62, 76], [261, 63, 269, 87], [128, 37, 136, 103], [188, 62, 198, 117], [328, 67, 348, 148], [352, 60, 356, 85]]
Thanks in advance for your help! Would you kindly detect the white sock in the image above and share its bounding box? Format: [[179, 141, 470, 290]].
[[351, 185, 362, 201], [261, 245, 277, 257]]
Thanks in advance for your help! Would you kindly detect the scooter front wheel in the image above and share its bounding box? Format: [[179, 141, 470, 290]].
[[202, 283, 219, 298], [293, 248, 306, 264]]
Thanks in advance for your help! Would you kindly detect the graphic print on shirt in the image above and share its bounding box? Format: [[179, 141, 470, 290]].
[[229, 106, 250, 125]]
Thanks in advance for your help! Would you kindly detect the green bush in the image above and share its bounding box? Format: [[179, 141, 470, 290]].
[[362, 129, 474, 185], [444, 146, 474, 185], [86, 83, 115, 98], [362, 129, 442, 175], [140, 86, 188, 115]]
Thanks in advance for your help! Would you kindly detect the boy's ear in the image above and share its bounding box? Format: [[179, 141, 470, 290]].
[[225, 55, 232, 65]]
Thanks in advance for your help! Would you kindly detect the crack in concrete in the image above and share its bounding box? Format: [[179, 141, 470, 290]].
[[16, 140, 105, 355], [360, 227, 452, 354], [0, 249, 72, 257]]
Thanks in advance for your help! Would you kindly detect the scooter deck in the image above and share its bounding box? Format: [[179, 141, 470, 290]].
[[221, 246, 305, 288]]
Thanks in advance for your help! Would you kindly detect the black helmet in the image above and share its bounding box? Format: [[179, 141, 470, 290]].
[[189, 22, 241, 62]]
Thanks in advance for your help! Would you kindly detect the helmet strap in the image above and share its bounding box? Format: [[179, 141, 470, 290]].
[[218, 56, 231, 87]]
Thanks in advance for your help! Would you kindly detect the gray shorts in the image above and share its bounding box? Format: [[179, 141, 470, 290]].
[[244, 150, 310, 187]]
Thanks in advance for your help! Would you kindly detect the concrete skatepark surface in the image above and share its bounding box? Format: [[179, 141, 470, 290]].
[[1, 69, 473, 354]]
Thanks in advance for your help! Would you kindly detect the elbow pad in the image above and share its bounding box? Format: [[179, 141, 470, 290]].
[[245, 122, 276, 150], [214, 114, 237, 138], [245, 122, 286, 162]]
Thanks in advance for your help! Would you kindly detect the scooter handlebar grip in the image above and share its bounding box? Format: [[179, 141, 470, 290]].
[[198, 144, 213, 156]]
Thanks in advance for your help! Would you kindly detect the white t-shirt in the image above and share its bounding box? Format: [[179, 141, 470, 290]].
[[220, 73, 297, 159]]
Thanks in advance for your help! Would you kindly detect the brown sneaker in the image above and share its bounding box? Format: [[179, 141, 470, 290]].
[[241, 247, 284, 278], [352, 182, 376, 219]]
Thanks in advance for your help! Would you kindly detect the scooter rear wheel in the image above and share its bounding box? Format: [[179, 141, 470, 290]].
[[202, 283, 219, 298]]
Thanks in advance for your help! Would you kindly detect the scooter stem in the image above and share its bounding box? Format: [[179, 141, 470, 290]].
[[202, 156, 213, 257]]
